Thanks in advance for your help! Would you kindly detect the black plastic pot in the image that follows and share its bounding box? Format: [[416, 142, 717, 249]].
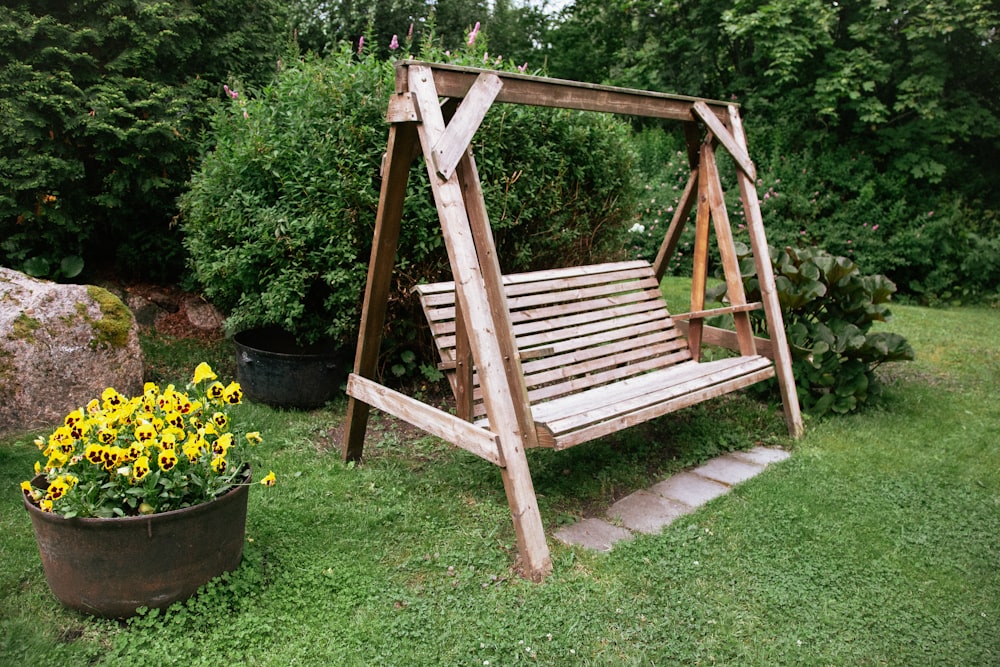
[[233, 327, 348, 409]]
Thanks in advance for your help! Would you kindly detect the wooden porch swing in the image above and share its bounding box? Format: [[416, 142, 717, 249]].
[[342, 61, 803, 581]]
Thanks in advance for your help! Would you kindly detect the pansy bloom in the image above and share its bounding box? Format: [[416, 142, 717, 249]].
[[22, 363, 270, 518]]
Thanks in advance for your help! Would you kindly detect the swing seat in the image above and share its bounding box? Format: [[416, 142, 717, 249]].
[[415, 260, 775, 450]]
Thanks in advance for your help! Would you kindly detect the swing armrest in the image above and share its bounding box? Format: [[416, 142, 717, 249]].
[[672, 302, 762, 321]]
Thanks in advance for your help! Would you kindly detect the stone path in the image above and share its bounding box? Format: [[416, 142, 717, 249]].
[[553, 446, 791, 551]]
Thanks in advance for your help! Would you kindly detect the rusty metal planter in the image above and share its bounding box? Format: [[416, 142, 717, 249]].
[[23, 469, 250, 618]]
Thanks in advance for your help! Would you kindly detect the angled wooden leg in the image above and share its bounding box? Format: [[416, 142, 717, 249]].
[[654, 122, 702, 282], [408, 64, 552, 580], [343, 122, 419, 462], [701, 140, 756, 356], [688, 144, 714, 361], [727, 106, 804, 437]]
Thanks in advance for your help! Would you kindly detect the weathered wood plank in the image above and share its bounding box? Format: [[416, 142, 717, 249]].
[[672, 302, 762, 321], [654, 167, 699, 281], [728, 105, 803, 437], [347, 374, 502, 465], [701, 140, 757, 356], [533, 356, 771, 427], [548, 365, 776, 449], [688, 144, 713, 360], [692, 100, 756, 180], [396, 61, 733, 122], [432, 72, 503, 180], [675, 321, 775, 359], [410, 64, 552, 580], [342, 122, 418, 462]]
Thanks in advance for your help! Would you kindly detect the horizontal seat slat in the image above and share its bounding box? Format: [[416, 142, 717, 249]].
[[533, 356, 773, 428], [414, 260, 776, 449], [542, 364, 776, 449]]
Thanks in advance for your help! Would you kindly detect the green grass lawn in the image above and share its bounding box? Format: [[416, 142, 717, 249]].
[[1, 296, 998, 665]]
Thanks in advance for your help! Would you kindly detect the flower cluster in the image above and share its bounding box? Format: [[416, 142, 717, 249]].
[[21, 363, 274, 518]]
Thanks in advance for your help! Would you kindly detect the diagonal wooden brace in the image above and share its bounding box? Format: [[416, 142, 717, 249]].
[[692, 100, 756, 181], [431, 72, 503, 180]]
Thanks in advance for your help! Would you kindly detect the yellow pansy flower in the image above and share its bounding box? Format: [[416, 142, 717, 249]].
[[64, 408, 85, 428], [102, 387, 124, 409], [211, 412, 228, 430], [206, 381, 225, 402], [84, 443, 104, 465], [212, 433, 233, 457], [134, 423, 157, 443], [246, 432, 263, 444], [46, 477, 70, 501], [20, 480, 40, 501], [157, 449, 178, 471], [222, 382, 243, 405], [192, 362, 217, 385], [260, 471, 276, 487], [131, 456, 151, 482], [210, 456, 228, 473]]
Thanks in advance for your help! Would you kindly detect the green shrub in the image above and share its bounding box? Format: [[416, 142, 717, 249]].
[[181, 50, 390, 349], [181, 43, 640, 365], [741, 139, 1000, 304], [712, 244, 915, 416]]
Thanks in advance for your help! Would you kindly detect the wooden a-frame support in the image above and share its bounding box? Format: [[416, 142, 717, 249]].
[[342, 61, 803, 581]]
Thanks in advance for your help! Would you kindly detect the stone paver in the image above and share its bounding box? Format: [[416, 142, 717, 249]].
[[692, 454, 764, 486], [554, 517, 633, 551], [558, 447, 792, 552], [651, 472, 729, 508], [731, 445, 791, 466], [607, 490, 692, 534]]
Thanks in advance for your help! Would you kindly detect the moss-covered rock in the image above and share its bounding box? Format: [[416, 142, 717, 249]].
[[0, 268, 144, 437]]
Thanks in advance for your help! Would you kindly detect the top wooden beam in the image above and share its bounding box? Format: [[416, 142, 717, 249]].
[[394, 60, 732, 122]]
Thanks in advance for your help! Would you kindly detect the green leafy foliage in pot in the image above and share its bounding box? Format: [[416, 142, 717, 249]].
[[711, 244, 915, 416], [20, 363, 275, 519], [181, 38, 640, 365]]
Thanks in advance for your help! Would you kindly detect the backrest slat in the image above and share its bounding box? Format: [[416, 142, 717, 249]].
[[414, 261, 691, 418]]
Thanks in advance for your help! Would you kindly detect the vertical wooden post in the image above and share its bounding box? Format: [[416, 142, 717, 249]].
[[452, 297, 474, 422], [408, 65, 552, 580], [701, 140, 756, 356], [342, 123, 419, 462], [688, 143, 714, 361], [728, 106, 804, 437]]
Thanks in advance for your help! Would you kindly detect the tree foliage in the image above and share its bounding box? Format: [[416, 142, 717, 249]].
[[289, 0, 549, 65], [0, 0, 287, 280], [554, 0, 1000, 301]]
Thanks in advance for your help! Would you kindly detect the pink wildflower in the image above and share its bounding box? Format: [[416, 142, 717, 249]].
[[518, 62, 528, 73], [468, 21, 480, 46], [407, 23, 414, 40], [389, 34, 399, 50], [872, 224, 879, 231], [358, 36, 364, 54], [223, 85, 238, 100]]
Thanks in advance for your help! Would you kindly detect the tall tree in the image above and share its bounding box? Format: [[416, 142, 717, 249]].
[[0, 0, 288, 279]]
